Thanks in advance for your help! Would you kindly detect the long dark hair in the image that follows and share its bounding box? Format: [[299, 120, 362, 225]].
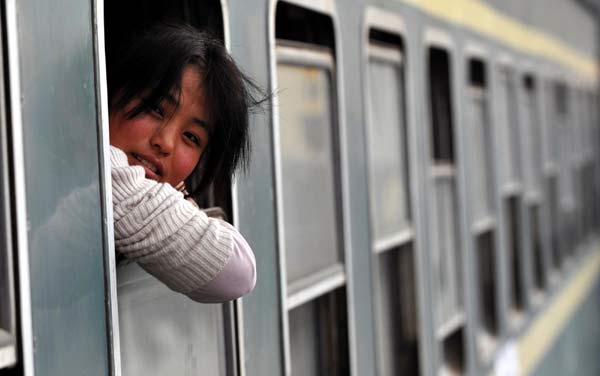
[[107, 23, 266, 198]]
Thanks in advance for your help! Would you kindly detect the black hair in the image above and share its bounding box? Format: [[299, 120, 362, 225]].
[[107, 23, 266, 199]]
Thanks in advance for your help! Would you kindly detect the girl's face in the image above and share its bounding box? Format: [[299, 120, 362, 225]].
[[109, 66, 210, 187]]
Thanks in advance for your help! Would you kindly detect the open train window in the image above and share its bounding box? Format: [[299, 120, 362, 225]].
[[427, 45, 464, 374], [466, 57, 499, 360], [365, 27, 419, 375], [274, 3, 349, 375], [103, 3, 237, 376], [0, 13, 17, 369]]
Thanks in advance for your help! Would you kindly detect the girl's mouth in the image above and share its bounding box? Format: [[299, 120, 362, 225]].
[[132, 153, 162, 177]]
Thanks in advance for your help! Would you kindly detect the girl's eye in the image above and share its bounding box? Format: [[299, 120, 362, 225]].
[[184, 131, 201, 146], [150, 104, 165, 119], [143, 101, 164, 119]]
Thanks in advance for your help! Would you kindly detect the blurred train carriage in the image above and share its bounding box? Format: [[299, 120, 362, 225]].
[[1, 0, 600, 375]]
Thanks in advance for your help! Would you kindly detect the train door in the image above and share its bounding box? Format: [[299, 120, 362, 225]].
[[103, 2, 239, 375]]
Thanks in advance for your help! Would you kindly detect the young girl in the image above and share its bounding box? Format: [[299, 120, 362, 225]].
[[107, 23, 261, 303]]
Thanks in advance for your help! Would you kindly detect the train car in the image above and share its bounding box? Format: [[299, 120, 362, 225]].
[[1, 0, 600, 375]]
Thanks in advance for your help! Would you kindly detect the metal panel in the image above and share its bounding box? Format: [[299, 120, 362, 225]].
[[117, 268, 227, 376], [14, 0, 110, 374], [229, 2, 285, 376]]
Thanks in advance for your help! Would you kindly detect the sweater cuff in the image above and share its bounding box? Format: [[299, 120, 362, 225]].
[[110, 146, 158, 204], [110, 146, 129, 168]]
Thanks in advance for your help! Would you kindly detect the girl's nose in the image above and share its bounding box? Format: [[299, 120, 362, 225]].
[[150, 123, 177, 155]]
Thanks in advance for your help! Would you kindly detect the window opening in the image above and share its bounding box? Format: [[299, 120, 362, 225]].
[[288, 288, 349, 376], [506, 197, 525, 312], [104, 3, 235, 376], [429, 48, 454, 162], [530, 205, 545, 290], [547, 176, 561, 269], [442, 326, 465, 375], [475, 231, 498, 359], [276, 2, 335, 51]]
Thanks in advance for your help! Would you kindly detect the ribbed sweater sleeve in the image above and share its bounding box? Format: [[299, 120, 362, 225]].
[[110, 146, 254, 302]]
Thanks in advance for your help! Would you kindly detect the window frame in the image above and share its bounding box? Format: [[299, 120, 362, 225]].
[[96, 2, 243, 375], [0, 12, 17, 366]]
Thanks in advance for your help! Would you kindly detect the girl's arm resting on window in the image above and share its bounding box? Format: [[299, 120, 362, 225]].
[[110, 146, 256, 303]]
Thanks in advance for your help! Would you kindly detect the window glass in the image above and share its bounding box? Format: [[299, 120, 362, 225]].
[[18, 0, 109, 373], [467, 89, 493, 220], [118, 267, 226, 376], [524, 79, 543, 194], [497, 68, 521, 184], [276, 63, 341, 285], [366, 49, 410, 242]]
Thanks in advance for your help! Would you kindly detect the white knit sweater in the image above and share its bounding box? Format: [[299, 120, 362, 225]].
[[111, 146, 255, 302]]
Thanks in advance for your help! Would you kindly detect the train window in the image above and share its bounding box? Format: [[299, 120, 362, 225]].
[[0, 15, 17, 368], [555, 82, 575, 261], [427, 46, 463, 339], [496, 67, 522, 185], [365, 30, 419, 376], [104, 3, 236, 376], [467, 59, 494, 222], [522, 76, 543, 195], [521, 75, 546, 291], [274, 3, 349, 375], [466, 58, 499, 358]]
